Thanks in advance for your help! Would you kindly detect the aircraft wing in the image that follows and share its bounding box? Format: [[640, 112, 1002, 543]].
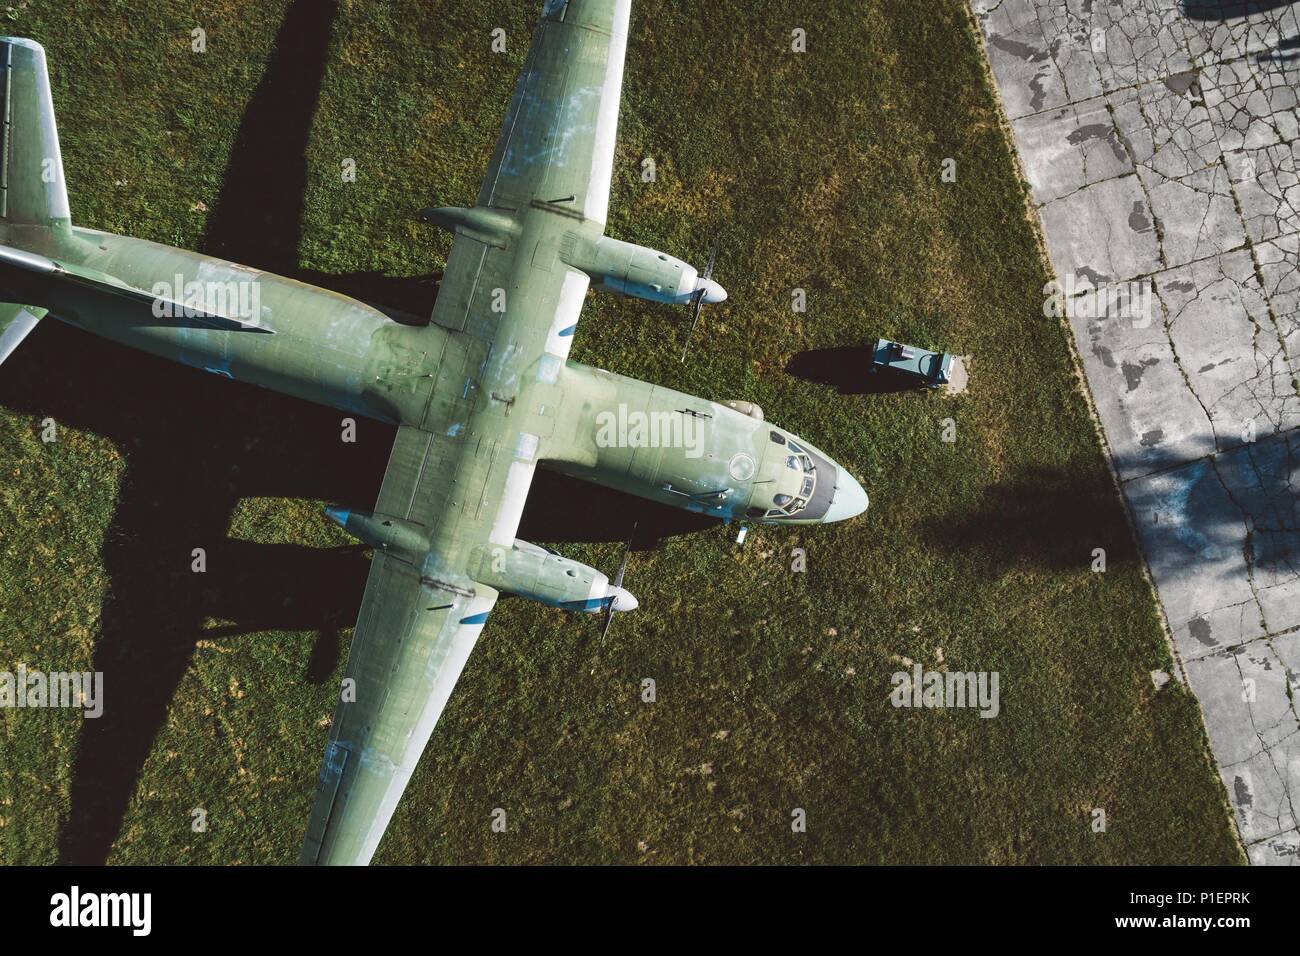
[[478, 0, 630, 224], [300, 425, 499, 866], [433, 0, 628, 343], [305, 0, 633, 865]]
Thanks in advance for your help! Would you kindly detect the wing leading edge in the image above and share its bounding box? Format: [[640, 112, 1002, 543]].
[[431, 0, 628, 344]]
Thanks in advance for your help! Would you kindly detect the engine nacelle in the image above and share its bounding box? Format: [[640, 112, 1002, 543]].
[[472, 539, 637, 613], [561, 234, 726, 306], [325, 507, 430, 561], [327, 510, 638, 614], [421, 206, 725, 308], [420, 205, 517, 247]]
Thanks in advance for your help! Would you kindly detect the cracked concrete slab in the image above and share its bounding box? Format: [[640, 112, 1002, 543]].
[[1161, 250, 1300, 446], [1011, 94, 1134, 203], [1071, 295, 1220, 479], [1040, 174, 1164, 283], [1202, 55, 1299, 152], [1141, 162, 1245, 267], [1188, 633, 1300, 845], [973, 0, 1300, 862], [1232, 139, 1300, 242], [1112, 75, 1223, 181]]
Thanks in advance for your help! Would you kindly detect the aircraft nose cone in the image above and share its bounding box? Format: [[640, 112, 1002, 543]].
[[823, 470, 869, 523], [695, 277, 727, 304], [609, 587, 639, 612], [324, 506, 352, 528]]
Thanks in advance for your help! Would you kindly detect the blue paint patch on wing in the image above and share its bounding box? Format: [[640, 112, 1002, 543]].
[[460, 611, 491, 625], [536, 353, 562, 384], [323, 740, 351, 777], [556, 596, 610, 612], [558, 323, 577, 337]]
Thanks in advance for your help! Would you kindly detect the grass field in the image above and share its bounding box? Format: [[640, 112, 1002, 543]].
[[0, 0, 1243, 864]]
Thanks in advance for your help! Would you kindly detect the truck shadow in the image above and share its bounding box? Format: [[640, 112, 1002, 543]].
[[785, 346, 929, 395], [13, 0, 708, 866]]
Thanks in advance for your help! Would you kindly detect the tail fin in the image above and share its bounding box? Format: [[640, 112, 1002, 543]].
[[0, 301, 45, 366], [0, 38, 70, 229]]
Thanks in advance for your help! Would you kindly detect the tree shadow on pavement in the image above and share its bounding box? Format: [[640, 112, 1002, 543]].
[[1182, 1, 1297, 21]]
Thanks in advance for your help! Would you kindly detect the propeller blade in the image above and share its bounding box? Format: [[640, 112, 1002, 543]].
[[681, 243, 719, 363], [612, 539, 631, 589], [701, 243, 718, 281], [601, 524, 637, 644], [680, 289, 705, 362]]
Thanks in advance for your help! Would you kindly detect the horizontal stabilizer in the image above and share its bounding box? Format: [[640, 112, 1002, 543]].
[[0, 243, 272, 333], [0, 301, 44, 365], [0, 38, 70, 227]]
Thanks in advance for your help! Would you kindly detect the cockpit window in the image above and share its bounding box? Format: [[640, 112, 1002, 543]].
[[746, 507, 765, 518], [787, 440, 803, 454], [773, 493, 792, 507], [786, 456, 800, 470], [801, 477, 814, 497], [770, 431, 786, 445]]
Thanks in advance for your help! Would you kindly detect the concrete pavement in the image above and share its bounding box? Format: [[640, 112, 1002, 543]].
[[972, 0, 1300, 864]]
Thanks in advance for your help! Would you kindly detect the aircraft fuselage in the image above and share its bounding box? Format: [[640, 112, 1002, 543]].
[[11, 223, 866, 527]]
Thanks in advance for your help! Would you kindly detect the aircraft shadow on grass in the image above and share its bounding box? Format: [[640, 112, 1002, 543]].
[[1, 0, 711, 866]]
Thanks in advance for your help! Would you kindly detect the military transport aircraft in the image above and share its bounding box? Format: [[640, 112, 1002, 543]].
[[0, 0, 868, 865]]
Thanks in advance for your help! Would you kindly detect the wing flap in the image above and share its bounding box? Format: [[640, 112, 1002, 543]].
[[432, 238, 486, 334]]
